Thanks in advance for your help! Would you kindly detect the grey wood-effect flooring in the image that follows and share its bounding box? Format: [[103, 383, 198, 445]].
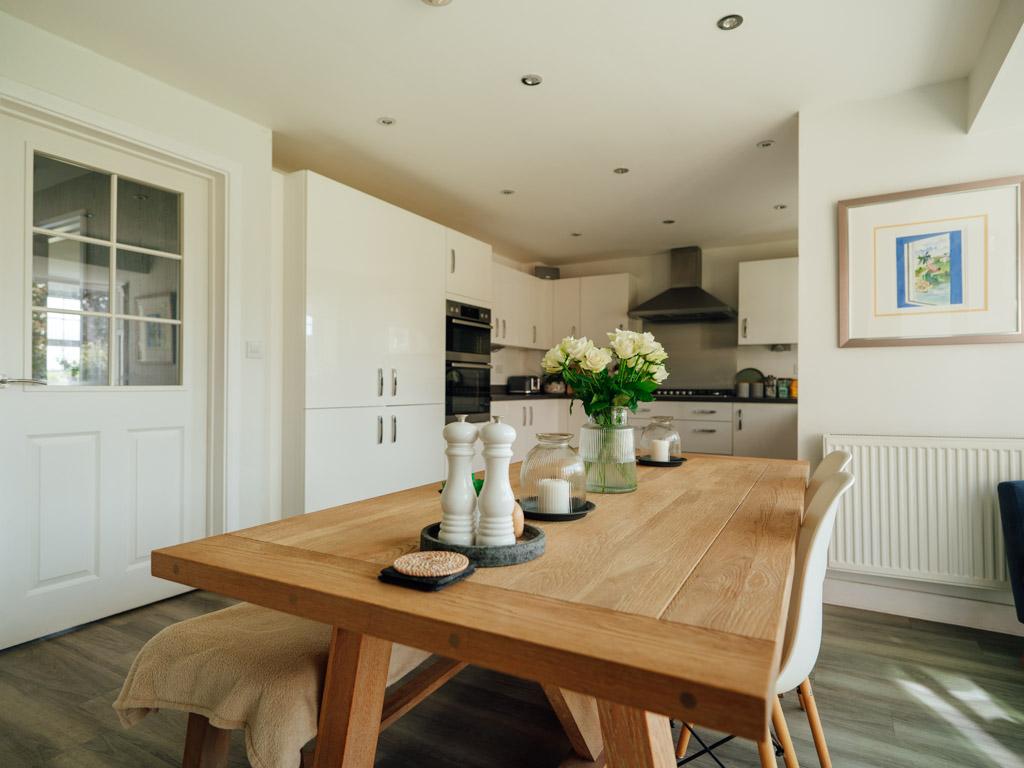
[[0, 593, 1021, 768]]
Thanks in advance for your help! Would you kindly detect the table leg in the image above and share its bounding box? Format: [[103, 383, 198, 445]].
[[596, 700, 675, 768], [313, 628, 393, 768], [544, 686, 604, 761]]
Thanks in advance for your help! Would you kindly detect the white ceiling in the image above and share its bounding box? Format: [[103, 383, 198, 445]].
[[1, 0, 999, 262]]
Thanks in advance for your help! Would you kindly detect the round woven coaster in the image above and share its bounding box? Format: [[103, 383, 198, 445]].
[[393, 550, 470, 578]]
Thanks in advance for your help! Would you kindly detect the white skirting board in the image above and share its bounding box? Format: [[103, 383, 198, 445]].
[[824, 575, 1024, 637]]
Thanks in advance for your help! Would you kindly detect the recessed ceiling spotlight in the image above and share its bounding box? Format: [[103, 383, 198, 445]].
[[717, 14, 743, 31], [376, 116, 396, 126], [520, 74, 543, 87], [613, 167, 630, 174], [571, 232, 583, 237], [773, 204, 788, 210], [662, 219, 676, 224], [500, 189, 516, 195], [421, 0, 452, 6], [756, 139, 775, 149]]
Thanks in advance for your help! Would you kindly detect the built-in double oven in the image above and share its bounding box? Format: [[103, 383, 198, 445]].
[[445, 300, 491, 423]]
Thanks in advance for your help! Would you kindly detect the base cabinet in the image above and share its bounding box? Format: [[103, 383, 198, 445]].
[[305, 405, 445, 513], [491, 399, 562, 463], [732, 403, 797, 459]]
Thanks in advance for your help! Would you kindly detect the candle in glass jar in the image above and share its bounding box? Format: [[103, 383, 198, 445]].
[[538, 478, 571, 514], [651, 438, 671, 463]]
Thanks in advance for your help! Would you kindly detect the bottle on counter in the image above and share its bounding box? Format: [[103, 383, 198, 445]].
[[790, 378, 798, 398], [778, 378, 790, 399], [764, 375, 777, 399]]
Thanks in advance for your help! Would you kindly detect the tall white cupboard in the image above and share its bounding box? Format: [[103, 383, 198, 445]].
[[283, 171, 446, 514]]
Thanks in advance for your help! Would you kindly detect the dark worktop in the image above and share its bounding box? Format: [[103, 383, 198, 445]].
[[491, 389, 797, 405]]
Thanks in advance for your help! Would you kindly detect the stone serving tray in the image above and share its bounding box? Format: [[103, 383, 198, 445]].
[[420, 522, 545, 567]]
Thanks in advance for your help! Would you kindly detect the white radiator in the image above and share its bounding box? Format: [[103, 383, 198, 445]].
[[823, 434, 1024, 590]]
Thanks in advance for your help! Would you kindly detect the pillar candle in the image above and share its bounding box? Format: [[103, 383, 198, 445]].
[[538, 478, 571, 514], [651, 439, 671, 463]]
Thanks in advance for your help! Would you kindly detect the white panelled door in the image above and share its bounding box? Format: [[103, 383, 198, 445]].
[[0, 114, 210, 649]]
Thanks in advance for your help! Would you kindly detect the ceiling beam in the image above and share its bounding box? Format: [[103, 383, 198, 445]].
[[968, 0, 1024, 133]]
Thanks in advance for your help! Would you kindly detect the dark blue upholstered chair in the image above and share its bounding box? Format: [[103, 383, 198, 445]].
[[997, 481, 1024, 624]]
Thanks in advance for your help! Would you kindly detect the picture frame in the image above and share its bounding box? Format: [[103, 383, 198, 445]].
[[135, 293, 176, 364], [837, 176, 1023, 347]]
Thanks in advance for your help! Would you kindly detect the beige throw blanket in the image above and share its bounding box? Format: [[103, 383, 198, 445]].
[[114, 603, 430, 768]]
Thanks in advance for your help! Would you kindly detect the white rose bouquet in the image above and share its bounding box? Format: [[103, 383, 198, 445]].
[[542, 329, 669, 427]]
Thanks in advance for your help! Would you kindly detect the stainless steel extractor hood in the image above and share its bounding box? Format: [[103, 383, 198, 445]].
[[628, 246, 736, 323]]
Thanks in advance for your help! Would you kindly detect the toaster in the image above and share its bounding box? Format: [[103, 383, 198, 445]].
[[507, 375, 541, 394]]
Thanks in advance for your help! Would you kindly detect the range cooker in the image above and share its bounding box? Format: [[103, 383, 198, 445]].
[[655, 387, 736, 399]]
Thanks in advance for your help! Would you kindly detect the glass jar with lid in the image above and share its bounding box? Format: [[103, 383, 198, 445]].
[[638, 416, 682, 463], [520, 433, 587, 515]]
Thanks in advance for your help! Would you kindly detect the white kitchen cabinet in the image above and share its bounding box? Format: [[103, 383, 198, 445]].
[[732, 403, 797, 459], [491, 263, 553, 350], [737, 258, 798, 345], [632, 401, 734, 456], [294, 170, 445, 409], [492, 398, 562, 463], [552, 278, 581, 340], [445, 228, 492, 307], [283, 170, 446, 516], [305, 405, 444, 513]]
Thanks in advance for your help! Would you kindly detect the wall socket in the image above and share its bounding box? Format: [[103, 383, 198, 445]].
[[245, 340, 264, 359]]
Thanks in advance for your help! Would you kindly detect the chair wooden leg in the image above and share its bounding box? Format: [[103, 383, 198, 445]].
[[544, 686, 604, 761], [182, 713, 230, 768], [797, 678, 832, 768], [772, 697, 799, 768], [675, 723, 692, 758], [757, 736, 779, 767], [596, 700, 675, 768]]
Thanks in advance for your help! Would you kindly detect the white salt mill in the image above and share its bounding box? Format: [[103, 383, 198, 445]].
[[475, 415, 517, 546], [438, 415, 478, 546]]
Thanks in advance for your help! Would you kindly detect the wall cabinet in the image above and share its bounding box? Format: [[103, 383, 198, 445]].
[[737, 257, 798, 345], [491, 264, 551, 350], [732, 403, 797, 460], [283, 170, 446, 514], [445, 228, 492, 307], [550, 274, 636, 343]]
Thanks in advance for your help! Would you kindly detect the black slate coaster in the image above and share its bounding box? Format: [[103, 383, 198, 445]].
[[637, 456, 687, 467], [520, 499, 595, 521], [378, 563, 476, 592]]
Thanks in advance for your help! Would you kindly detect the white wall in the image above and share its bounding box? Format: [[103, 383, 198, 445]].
[[1, 12, 280, 529], [799, 78, 1024, 635]]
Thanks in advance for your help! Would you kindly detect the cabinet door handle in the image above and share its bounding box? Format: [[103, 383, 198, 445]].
[[391, 368, 398, 397], [377, 416, 383, 444], [571, 325, 576, 336], [522, 406, 527, 426], [377, 368, 384, 397], [741, 318, 748, 338], [502, 319, 506, 338], [737, 409, 743, 431], [532, 325, 537, 344], [450, 248, 456, 274], [392, 415, 397, 443], [529, 405, 534, 426], [693, 409, 717, 414], [693, 428, 717, 434]]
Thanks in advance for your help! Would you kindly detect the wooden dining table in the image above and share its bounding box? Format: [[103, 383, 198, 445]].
[[153, 453, 807, 768]]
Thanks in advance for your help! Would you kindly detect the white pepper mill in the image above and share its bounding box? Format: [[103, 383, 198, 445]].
[[476, 415, 517, 546], [439, 415, 478, 546]]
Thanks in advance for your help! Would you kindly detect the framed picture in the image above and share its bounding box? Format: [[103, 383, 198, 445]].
[[135, 293, 176, 364], [837, 176, 1023, 347]]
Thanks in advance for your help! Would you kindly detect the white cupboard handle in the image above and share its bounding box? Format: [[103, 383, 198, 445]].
[[693, 409, 717, 414], [391, 368, 398, 397], [377, 368, 383, 397], [741, 318, 748, 338], [392, 415, 397, 443], [693, 428, 717, 434], [502, 319, 506, 338], [450, 248, 456, 274], [529, 405, 534, 426], [532, 325, 537, 344], [377, 416, 383, 444], [571, 325, 576, 336], [737, 409, 743, 431], [522, 406, 527, 426]]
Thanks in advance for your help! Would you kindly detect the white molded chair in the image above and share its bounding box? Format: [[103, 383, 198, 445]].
[[804, 450, 852, 509], [677, 469, 855, 767]]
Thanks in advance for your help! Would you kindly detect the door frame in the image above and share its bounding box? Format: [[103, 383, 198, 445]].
[[1, 77, 240, 537]]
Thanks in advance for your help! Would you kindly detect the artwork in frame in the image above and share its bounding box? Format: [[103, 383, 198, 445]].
[[837, 176, 1023, 347], [135, 293, 176, 364]]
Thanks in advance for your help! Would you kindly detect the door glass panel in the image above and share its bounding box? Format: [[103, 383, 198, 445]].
[[32, 234, 110, 312], [33, 155, 111, 240], [115, 319, 180, 385], [32, 311, 110, 386], [114, 250, 180, 319], [117, 178, 181, 254]]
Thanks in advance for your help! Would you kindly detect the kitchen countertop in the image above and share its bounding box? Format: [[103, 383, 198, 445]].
[[491, 390, 797, 405]]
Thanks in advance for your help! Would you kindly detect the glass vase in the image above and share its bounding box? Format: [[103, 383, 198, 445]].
[[579, 406, 637, 493]]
